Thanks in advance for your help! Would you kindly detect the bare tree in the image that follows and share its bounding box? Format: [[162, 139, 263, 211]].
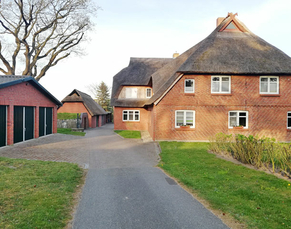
[[0, 0, 97, 81]]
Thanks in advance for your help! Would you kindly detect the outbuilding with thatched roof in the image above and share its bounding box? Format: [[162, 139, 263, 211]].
[[111, 13, 291, 142], [58, 89, 108, 128]]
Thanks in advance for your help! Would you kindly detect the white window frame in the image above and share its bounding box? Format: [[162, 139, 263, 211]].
[[146, 88, 152, 98], [211, 76, 231, 94], [175, 110, 195, 128], [260, 76, 279, 94], [122, 110, 140, 122], [228, 111, 248, 129], [184, 79, 195, 93], [125, 88, 138, 98], [287, 112, 291, 129]]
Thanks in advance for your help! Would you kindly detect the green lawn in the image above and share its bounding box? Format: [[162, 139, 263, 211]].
[[57, 128, 86, 136], [114, 130, 141, 139], [159, 142, 291, 229], [0, 157, 84, 228]]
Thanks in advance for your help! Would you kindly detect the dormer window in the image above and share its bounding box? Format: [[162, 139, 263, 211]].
[[125, 88, 137, 98], [146, 88, 152, 98]]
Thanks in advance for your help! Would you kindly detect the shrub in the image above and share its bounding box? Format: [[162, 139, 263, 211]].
[[209, 133, 291, 177]]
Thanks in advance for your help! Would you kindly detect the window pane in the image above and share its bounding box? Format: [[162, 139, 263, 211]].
[[212, 82, 220, 92], [288, 118, 291, 127], [239, 117, 246, 127], [270, 78, 277, 82], [123, 112, 128, 121], [212, 77, 220, 81], [239, 112, 246, 117], [230, 117, 237, 126], [230, 112, 237, 117], [186, 112, 193, 126], [261, 82, 268, 93], [134, 111, 139, 120], [288, 113, 291, 117], [222, 77, 229, 82], [146, 89, 151, 97], [132, 88, 137, 98], [176, 111, 184, 126], [129, 111, 133, 120], [221, 81, 229, 92], [270, 83, 277, 93]]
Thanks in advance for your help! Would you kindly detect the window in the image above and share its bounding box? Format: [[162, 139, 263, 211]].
[[229, 111, 248, 128], [175, 110, 195, 128], [123, 110, 140, 121], [185, 79, 194, 93], [287, 112, 291, 129], [211, 76, 231, 93], [125, 88, 138, 98], [146, 88, 152, 98], [260, 76, 279, 94]]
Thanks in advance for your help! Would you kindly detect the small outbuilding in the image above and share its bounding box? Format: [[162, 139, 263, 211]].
[[58, 89, 108, 128], [0, 75, 62, 147]]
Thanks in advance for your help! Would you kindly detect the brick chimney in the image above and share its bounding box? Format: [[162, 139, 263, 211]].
[[216, 17, 225, 27], [173, 52, 179, 58]]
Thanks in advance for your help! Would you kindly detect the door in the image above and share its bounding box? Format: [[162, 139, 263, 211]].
[[39, 107, 45, 137], [14, 106, 24, 143], [25, 106, 34, 141], [0, 105, 7, 147], [46, 108, 52, 135]]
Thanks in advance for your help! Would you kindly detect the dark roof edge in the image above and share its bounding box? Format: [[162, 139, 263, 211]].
[[0, 76, 62, 107]]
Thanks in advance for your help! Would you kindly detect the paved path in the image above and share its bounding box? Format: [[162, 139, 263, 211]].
[[73, 124, 229, 229], [0, 124, 229, 229]]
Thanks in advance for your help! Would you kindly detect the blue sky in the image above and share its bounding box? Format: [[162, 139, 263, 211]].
[[40, 0, 291, 100]]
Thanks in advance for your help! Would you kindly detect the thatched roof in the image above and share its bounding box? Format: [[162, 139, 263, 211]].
[[0, 75, 62, 107], [62, 89, 107, 116], [146, 13, 291, 105], [111, 57, 172, 107]]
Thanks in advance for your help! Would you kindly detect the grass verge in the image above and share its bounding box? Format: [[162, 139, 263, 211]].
[[57, 128, 86, 136], [0, 157, 84, 228], [159, 142, 291, 229], [114, 130, 141, 139]]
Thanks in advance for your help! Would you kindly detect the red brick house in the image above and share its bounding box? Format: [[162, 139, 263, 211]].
[[58, 89, 108, 128], [111, 13, 291, 142], [0, 75, 62, 147]]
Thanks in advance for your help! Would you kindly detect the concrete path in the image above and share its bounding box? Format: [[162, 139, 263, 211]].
[[0, 124, 229, 229], [72, 124, 229, 229]]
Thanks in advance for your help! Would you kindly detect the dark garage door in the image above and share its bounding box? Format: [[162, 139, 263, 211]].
[[39, 107, 52, 136], [39, 107, 45, 137], [46, 108, 52, 135], [25, 106, 34, 141], [14, 106, 24, 143], [14, 106, 34, 144], [0, 105, 7, 147]]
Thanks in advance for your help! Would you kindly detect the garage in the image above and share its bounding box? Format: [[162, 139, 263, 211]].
[[0, 75, 62, 146], [0, 105, 7, 147], [39, 107, 53, 137], [14, 106, 34, 144]]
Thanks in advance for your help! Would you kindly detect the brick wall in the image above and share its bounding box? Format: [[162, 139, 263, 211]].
[[153, 74, 291, 142], [0, 82, 58, 145], [114, 107, 149, 131], [57, 102, 94, 128]]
